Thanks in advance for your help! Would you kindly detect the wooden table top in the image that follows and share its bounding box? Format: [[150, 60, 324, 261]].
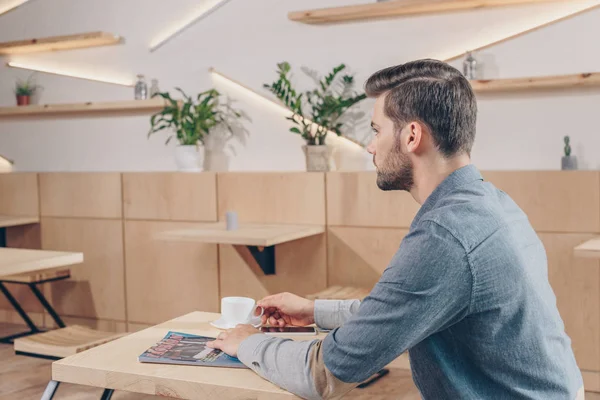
[[575, 237, 600, 259], [157, 222, 325, 247], [0, 214, 39, 228], [0, 248, 83, 277], [53, 311, 325, 399]]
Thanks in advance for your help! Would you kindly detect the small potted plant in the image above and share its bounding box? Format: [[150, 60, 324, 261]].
[[148, 88, 248, 171], [264, 62, 366, 172], [561, 135, 578, 170], [14, 75, 41, 106]]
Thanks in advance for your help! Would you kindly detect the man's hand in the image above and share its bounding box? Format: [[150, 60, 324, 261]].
[[258, 292, 315, 327], [206, 324, 259, 358]]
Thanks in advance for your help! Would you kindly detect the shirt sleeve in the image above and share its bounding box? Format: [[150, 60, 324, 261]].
[[237, 220, 473, 399], [314, 299, 361, 330]]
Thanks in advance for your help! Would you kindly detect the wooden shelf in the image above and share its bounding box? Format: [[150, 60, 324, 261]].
[[289, 0, 567, 24], [0, 32, 122, 55], [574, 237, 600, 259], [470, 73, 600, 93], [0, 215, 39, 228], [0, 98, 169, 119], [157, 222, 325, 247]]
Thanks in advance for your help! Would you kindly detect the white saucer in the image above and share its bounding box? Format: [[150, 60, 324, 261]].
[[210, 316, 262, 330]]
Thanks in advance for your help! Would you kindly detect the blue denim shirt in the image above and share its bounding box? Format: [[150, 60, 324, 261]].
[[238, 164, 582, 399]]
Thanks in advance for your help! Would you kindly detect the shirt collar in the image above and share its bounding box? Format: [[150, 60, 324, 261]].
[[411, 164, 483, 228]]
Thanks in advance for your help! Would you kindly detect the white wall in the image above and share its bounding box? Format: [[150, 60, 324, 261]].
[[0, 0, 599, 171]]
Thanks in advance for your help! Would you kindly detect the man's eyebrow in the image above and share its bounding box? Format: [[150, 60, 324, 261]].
[[371, 121, 380, 128]]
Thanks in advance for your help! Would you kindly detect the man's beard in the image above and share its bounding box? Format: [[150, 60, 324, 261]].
[[375, 148, 414, 192]]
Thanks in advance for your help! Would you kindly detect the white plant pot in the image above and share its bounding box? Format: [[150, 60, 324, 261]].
[[303, 145, 334, 172], [174, 145, 204, 172]]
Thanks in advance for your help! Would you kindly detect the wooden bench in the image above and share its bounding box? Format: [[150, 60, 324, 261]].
[[14, 325, 124, 359], [307, 285, 370, 301]]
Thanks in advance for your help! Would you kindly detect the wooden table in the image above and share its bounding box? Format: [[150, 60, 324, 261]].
[[574, 237, 600, 259], [0, 247, 83, 277], [53, 311, 324, 399], [0, 247, 83, 343], [158, 222, 325, 275]]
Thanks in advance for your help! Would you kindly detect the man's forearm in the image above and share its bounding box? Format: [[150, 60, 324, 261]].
[[237, 334, 322, 399], [238, 334, 359, 400], [314, 299, 361, 330]]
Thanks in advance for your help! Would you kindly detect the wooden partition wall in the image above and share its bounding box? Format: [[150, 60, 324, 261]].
[[0, 170, 599, 387]]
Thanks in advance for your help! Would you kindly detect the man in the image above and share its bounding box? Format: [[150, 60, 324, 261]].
[[207, 59, 583, 399]]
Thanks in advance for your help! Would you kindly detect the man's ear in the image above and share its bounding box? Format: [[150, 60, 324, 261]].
[[405, 121, 424, 154]]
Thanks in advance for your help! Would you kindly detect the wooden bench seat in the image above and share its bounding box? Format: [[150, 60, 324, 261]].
[[14, 325, 125, 359], [307, 285, 370, 301]]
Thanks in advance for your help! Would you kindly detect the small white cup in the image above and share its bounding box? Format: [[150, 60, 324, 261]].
[[226, 211, 238, 231], [221, 297, 264, 326]]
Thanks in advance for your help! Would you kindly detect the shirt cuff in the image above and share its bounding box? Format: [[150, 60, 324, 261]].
[[237, 333, 273, 370], [314, 299, 360, 330]]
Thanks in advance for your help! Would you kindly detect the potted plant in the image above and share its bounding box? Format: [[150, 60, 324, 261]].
[[561, 135, 578, 170], [264, 62, 366, 171], [14, 75, 41, 106], [148, 88, 248, 171]]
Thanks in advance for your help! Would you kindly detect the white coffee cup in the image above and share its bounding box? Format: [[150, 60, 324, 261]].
[[221, 297, 264, 326]]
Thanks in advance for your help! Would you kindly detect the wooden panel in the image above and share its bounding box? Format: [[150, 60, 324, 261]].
[[328, 227, 408, 289], [5, 223, 41, 249], [217, 173, 325, 225], [125, 221, 219, 325], [39, 173, 122, 218], [0, 32, 122, 55], [41, 218, 125, 321], [219, 234, 327, 302], [0, 98, 170, 118], [540, 233, 600, 371], [575, 237, 600, 259], [127, 322, 152, 333], [158, 222, 324, 247], [583, 370, 600, 393], [0, 172, 38, 215], [326, 172, 419, 228], [484, 171, 600, 233], [123, 173, 217, 221], [0, 309, 44, 326], [289, 0, 568, 24]]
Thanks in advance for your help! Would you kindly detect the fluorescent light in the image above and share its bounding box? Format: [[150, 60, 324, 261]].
[[6, 61, 135, 86], [0, 154, 14, 172], [149, 0, 233, 52], [0, 0, 29, 16], [209, 67, 366, 149]]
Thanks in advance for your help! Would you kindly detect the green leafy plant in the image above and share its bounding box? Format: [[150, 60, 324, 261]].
[[564, 136, 571, 157], [264, 62, 366, 145], [15, 74, 41, 96], [148, 88, 247, 146]]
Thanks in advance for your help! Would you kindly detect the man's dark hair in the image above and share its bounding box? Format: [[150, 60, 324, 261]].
[[365, 59, 477, 157]]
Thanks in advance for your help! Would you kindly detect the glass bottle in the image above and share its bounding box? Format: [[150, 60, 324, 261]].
[[134, 74, 148, 100], [149, 79, 160, 97], [462, 52, 478, 80]]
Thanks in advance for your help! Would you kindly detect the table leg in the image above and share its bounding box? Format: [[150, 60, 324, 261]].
[[40, 380, 60, 400], [0, 282, 40, 343], [100, 389, 114, 400], [29, 283, 65, 328], [0, 227, 6, 248]]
